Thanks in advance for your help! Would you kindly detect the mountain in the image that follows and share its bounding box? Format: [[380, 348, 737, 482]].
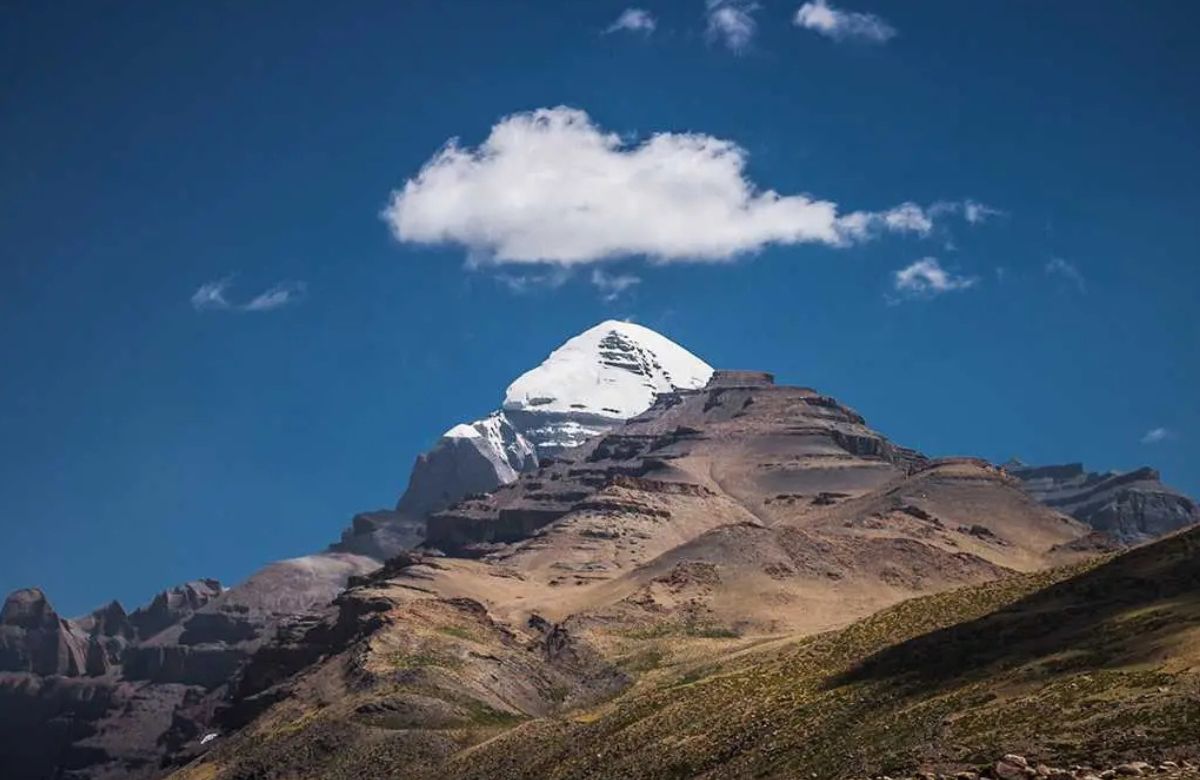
[[1005, 459, 1200, 543], [0, 320, 711, 779], [5, 322, 1198, 780], [335, 320, 712, 558], [168, 370, 1113, 780], [0, 580, 223, 779], [0, 553, 383, 780]]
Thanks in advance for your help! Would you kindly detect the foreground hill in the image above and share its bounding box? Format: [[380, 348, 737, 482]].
[[173, 523, 1200, 780]]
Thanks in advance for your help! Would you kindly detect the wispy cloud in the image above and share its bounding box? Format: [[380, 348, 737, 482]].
[[706, 0, 758, 53], [190, 276, 235, 311], [891, 257, 977, 301], [794, 0, 895, 43], [243, 281, 307, 311], [191, 277, 307, 312], [838, 202, 933, 240], [1045, 256, 1086, 293], [1141, 427, 1175, 445], [493, 268, 571, 295], [384, 107, 985, 266], [605, 8, 656, 35], [929, 199, 1004, 225], [963, 200, 1002, 224], [590, 269, 642, 301]]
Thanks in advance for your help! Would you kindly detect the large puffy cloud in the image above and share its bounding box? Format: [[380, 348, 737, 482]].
[[384, 108, 968, 266]]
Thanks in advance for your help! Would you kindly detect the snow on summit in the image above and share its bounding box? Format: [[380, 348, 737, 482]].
[[503, 320, 713, 420], [395, 320, 712, 526]]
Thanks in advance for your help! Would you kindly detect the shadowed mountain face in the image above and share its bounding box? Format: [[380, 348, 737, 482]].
[[0, 556, 382, 780], [165, 371, 1113, 780], [1006, 460, 1200, 543], [0, 581, 223, 779]]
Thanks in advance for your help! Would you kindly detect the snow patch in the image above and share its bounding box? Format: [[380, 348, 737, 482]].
[[503, 320, 712, 420]]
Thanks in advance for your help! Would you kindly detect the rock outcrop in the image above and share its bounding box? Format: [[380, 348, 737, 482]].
[[1006, 460, 1200, 543], [0, 580, 230, 779], [0, 588, 89, 677]]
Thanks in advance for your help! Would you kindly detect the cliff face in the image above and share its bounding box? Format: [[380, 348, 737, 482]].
[[0, 588, 89, 677], [1006, 460, 1200, 543], [0, 581, 224, 779], [0, 547, 385, 780]]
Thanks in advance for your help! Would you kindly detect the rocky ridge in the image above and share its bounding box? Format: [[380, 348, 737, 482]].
[[1005, 460, 1200, 543]]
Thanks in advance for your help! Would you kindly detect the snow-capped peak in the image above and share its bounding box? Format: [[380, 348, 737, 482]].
[[386, 321, 711, 531], [502, 320, 713, 420]]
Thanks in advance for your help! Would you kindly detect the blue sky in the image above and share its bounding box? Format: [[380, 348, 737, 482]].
[[2, 1, 1197, 615]]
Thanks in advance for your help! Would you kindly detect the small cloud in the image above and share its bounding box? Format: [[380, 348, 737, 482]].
[[605, 8, 656, 34], [1045, 256, 1086, 293], [891, 257, 977, 301], [494, 268, 571, 295], [1141, 427, 1175, 445], [928, 199, 1004, 225], [190, 277, 234, 311], [706, 0, 758, 53], [836, 202, 933, 241], [243, 281, 307, 311], [192, 276, 307, 313], [963, 199, 1002, 224], [591, 269, 642, 302], [794, 0, 895, 43]]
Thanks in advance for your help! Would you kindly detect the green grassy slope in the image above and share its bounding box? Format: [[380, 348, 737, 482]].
[[437, 528, 1200, 779]]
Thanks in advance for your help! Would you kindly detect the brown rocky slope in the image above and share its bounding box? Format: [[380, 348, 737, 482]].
[[168, 371, 1131, 779]]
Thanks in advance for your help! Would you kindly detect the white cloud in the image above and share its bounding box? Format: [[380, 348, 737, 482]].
[[190, 277, 234, 311], [706, 0, 757, 53], [383, 107, 964, 266], [794, 0, 895, 43], [1141, 427, 1175, 445], [1045, 256, 1086, 293], [838, 202, 933, 240], [591, 269, 642, 301], [929, 199, 1003, 225], [605, 8, 656, 34], [963, 199, 1002, 224], [191, 277, 306, 312], [493, 268, 571, 294], [892, 257, 977, 300], [243, 281, 307, 311]]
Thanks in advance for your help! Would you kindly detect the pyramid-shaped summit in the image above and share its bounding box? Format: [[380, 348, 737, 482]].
[[503, 319, 713, 422], [335, 321, 712, 559]]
